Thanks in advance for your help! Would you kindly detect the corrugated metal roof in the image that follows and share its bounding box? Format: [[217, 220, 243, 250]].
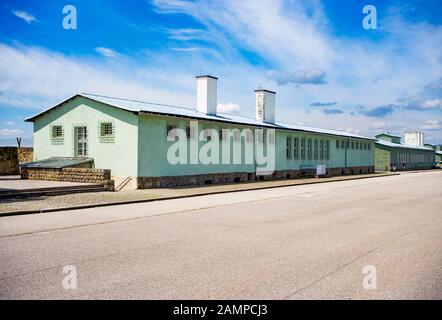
[[375, 140, 434, 151], [26, 93, 374, 140], [20, 157, 93, 169], [436, 150, 442, 155]]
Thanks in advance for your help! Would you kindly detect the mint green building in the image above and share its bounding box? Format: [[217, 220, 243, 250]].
[[26, 76, 375, 189], [375, 133, 435, 171], [424, 143, 442, 164]]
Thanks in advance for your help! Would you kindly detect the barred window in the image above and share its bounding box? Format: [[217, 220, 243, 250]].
[[52, 125, 63, 138], [286, 137, 292, 158], [100, 122, 113, 137], [233, 130, 240, 142], [300, 138, 306, 159], [268, 132, 275, 144], [293, 137, 299, 159], [336, 140, 340, 149], [186, 126, 194, 139], [246, 131, 253, 143], [221, 129, 227, 141], [325, 140, 330, 159], [307, 139, 312, 159], [167, 125, 177, 139], [314, 139, 318, 159]]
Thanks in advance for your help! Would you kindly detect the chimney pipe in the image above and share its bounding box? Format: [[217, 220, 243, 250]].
[[255, 89, 276, 123], [196, 75, 218, 115]]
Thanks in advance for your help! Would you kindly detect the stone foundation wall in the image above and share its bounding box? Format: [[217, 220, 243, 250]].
[[137, 166, 375, 189], [0, 147, 19, 175], [0, 147, 34, 175], [21, 167, 114, 191], [17, 147, 33, 164]]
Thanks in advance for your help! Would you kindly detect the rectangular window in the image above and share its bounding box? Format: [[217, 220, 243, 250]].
[[186, 126, 194, 139], [99, 122, 115, 143], [233, 130, 240, 142], [51, 125, 64, 145], [325, 140, 330, 159], [202, 128, 213, 141], [314, 139, 318, 159], [293, 138, 299, 159], [351, 141, 355, 149], [257, 130, 263, 143], [167, 125, 177, 139], [246, 131, 253, 143], [320, 140, 324, 159], [336, 140, 340, 149], [286, 137, 292, 158], [52, 125, 63, 138], [368, 143, 371, 150], [268, 132, 275, 144], [307, 139, 312, 159], [74, 126, 87, 157], [100, 122, 113, 136], [346, 140, 350, 149], [301, 138, 306, 159]]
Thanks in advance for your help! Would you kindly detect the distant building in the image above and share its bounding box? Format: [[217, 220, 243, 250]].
[[404, 131, 424, 147], [375, 132, 435, 171], [424, 143, 442, 164]]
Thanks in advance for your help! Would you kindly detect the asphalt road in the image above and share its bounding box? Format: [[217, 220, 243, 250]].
[[0, 171, 441, 299]]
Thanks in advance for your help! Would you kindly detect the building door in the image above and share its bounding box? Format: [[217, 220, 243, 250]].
[[74, 126, 88, 157]]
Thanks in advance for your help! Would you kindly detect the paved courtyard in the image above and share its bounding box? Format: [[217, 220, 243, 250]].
[[0, 170, 441, 299]]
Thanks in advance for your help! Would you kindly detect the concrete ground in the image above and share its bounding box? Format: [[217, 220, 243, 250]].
[[0, 172, 391, 214], [0, 176, 97, 191], [0, 170, 441, 299]]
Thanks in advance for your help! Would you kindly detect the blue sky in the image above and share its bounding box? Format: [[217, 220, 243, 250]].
[[1, 0, 441, 146]]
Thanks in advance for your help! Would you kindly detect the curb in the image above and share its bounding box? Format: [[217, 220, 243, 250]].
[[0, 173, 397, 217]]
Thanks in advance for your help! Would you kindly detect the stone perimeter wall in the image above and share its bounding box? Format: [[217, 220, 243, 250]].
[[138, 166, 375, 188], [21, 167, 114, 191], [0, 147, 33, 175]]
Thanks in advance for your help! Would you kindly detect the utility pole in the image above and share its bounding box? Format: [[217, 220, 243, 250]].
[[16, 137, 21, 148]]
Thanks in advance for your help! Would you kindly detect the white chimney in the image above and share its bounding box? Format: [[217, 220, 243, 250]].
[[404, 131, 424, 147], [255, 89, 276, 123], [196, 75, 217, 115]]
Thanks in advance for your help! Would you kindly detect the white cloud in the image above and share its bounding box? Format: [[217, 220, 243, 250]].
[[3, 121, 15, 126], [0, 128, 23, 137], [0, 43, 196, 109], [217, 102, 240, 114], [12, 10, 37, 24], [371, 121, 387, 130], [165, 28, 207, 41], [421, 99, 442, 109], [420, 120, 441, 130], [95, 47, 119, 58]]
